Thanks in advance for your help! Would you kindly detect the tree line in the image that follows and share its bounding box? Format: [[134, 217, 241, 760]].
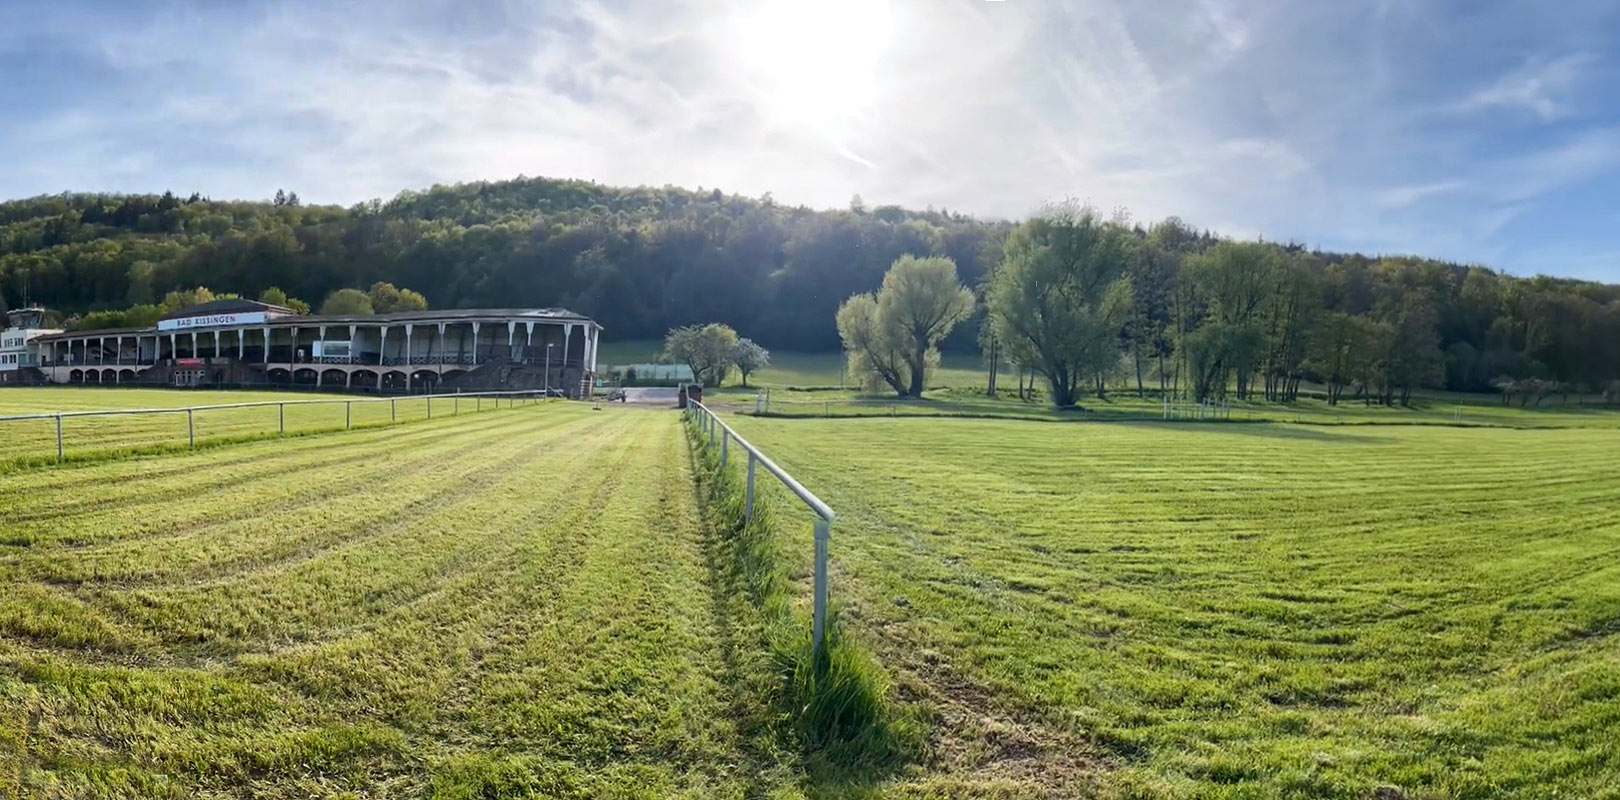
[[1, 177, 1616, 399], [836, 203, 1620, 406]]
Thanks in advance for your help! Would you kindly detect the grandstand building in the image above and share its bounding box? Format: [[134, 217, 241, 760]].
[[23, 300, 604, 395]]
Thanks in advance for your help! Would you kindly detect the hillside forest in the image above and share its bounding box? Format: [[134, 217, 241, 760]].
[[1, 177, 1617, 400]]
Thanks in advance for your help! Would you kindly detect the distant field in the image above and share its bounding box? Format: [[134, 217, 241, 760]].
[[0, 405, 799, 798], [599, 340, 1620, 428], [0, 387, 540, 466], [727, 415, 1620, 797], [597, 339, 993, 389]]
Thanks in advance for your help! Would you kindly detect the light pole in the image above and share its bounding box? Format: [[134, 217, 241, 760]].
[[545, 343, 554, 395]]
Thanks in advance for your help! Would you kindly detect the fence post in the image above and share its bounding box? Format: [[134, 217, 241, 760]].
[[346, 401, 352, 429], [55, 413, 64, 461], [745, 453, 756, 523], [720, 428, 728, 467], [391, 398, 396, 422], [455, 396, 459, 415], [278, 403, 285, 433], [812, 517, 831, 661], [187, 408, 195, 449], [477, 397, 482, 412], [427, 396, 433, 419]]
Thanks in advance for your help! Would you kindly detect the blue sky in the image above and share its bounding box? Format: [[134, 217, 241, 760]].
[[2, 0, 1619, 282]]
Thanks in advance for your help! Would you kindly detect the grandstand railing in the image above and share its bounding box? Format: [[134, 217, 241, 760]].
[[0, 389, 552, 465], [684, 399, 836, 658]]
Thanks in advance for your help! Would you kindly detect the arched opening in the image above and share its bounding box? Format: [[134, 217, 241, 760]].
[[350, 370, 378, 392], [293, 368, 319, 386], [382, 371, 408, 392], [119, 369, 136, 382], [69, 369, 84, 383], [266, 368, 292, 385], [102, 369, 119, 383], [411, 370, 440, 393], [321, 369, 349, 388]]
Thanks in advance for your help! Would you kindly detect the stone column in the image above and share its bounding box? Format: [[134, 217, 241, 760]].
[[471, 323, 481, 365]]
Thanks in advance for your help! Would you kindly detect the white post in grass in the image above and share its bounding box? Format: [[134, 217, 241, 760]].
[[278, 403, 285, 433], [813, 517, 830, 661], [745, 453, 756, 523], [55, 413, 63, 461], [187, 408, 194, 449]]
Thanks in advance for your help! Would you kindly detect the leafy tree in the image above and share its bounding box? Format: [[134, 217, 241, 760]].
[[160, 286, 215, 312], [836, 294, 909, 396], [1181, 241, 1282, 400], [1305, 312, 1369, 405], [985, 204, 1135, 408], [125, 261, 155, 306], [259, 286, 311, 315], [872, 255, 975, 397], [732, 337, 769, 388], [367, 281, 428, 313], [320, 288, 374, 315], [662, 323, 738, 386]]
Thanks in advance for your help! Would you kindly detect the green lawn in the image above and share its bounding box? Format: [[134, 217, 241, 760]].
[[597, 340, 991, 390], [0, 405, 800, 798], [0, 387, 543, 467], [723, 415, 1620, 798]]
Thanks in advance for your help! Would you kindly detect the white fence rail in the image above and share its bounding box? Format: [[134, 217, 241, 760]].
[[0, 389, 551, 464], [685, 399, 836, 657]]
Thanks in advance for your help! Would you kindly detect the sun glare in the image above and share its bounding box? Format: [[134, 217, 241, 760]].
[[727, 0, 897, 134]]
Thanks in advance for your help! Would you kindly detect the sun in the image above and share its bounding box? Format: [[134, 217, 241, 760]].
[[726, 0, 897, 135]]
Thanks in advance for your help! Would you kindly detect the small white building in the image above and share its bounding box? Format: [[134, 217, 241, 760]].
[[0, 307, 63, 384]]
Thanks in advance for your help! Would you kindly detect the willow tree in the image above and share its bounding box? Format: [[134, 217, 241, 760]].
[[986, 205, 1134, 408], [838, 255, 974, 397]]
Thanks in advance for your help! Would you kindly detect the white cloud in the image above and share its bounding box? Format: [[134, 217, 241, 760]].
[[1376, 180, 1467, 209], [1453, 53, 1596, 120]]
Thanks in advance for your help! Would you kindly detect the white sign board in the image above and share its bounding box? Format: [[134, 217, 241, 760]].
[[157, 311, 271, 332]]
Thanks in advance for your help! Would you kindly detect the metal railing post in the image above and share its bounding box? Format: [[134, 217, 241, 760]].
[[55, 414, 63, 461], [278, 403, 285, 433], [813, 517, 831, 660], [455, 395, 459, 415], [391, 398, 396, 422], [745, 453, 756, 523], [346, 401, 352, 429], [187, 408, 195, 449], [427, 396, 432, 419], [720, 428, 728, 467]]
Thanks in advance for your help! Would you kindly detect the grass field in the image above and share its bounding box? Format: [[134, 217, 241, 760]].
[[0, 387, 543, 468], [724, 415, 1620, 798], [597, 340, 992, 390], [599, 340, 1620, 429], [0, 404, 805, 798]]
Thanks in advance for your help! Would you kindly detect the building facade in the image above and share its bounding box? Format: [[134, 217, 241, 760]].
[[0, 307, 63, 384], [23, 300, 604, 395]]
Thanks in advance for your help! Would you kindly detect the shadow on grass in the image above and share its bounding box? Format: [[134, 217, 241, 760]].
[[1126, 420, 1398, 444]]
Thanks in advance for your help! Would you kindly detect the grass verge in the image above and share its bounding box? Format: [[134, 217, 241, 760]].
[[682, 411, 923, 782]]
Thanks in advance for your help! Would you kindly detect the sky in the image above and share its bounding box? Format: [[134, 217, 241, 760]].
[[2, 0, 1619, 282]]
